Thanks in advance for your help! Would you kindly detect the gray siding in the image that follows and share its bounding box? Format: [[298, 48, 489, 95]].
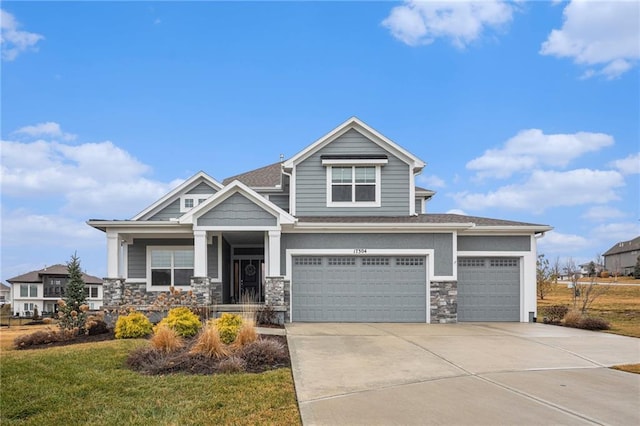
[[268, 194, 290, 212], [415, 198, 422, 214], [127, 238, 218, 279], [187, 182, 218, 195], [148, 199, 181, 221], [222, 238, 231, 303], [197, 193, 277, 227], [281, 233, 453, 276], [295, 129, 411, 216], [605, 251, 639, 274], [458, 236, 531, 252]]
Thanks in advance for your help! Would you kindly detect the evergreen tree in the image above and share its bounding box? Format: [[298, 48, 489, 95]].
[[58, 252, 88, 331]]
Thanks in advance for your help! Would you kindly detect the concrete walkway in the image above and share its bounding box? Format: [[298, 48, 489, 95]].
[[286, 323, 640, 425]]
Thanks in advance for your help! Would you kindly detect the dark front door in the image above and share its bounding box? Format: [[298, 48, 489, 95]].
[[240, 259, 261, 301]]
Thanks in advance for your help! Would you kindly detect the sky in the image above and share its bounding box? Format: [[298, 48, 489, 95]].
[[1, 0, 639, 281]]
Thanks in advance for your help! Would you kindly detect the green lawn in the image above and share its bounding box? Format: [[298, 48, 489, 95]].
[[1, 339, 301, 425]]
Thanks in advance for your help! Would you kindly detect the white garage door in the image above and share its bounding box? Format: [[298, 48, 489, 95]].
[[292, 256, 426, 322], [457, 257, 520, 321]]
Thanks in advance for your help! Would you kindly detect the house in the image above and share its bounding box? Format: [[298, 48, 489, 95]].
[[603, 236, 640, 276], [578, 262, 604, 277], [0, 283, 11, 306], [88, 117, 551, 323], [7, 265, 103, 316]]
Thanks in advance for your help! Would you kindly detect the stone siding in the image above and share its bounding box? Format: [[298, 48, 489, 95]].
[[430, 280, 457, 323], [265, 276, 290, 323]]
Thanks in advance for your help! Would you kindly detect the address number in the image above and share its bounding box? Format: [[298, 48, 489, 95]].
[[353, 248, 367, 254]]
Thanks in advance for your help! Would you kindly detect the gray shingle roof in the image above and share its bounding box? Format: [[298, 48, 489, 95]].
[[223, 162, 283, 187], [603, 236, 640, 256], [7, 264, 103, 284], [297, 214, 548, 227]]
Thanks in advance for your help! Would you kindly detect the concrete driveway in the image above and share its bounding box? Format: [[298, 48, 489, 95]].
[[286, 323, 640, 425]]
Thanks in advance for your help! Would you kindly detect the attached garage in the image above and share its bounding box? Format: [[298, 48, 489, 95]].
[[457, 257, 521, 321], [291, 255, 427, 322]]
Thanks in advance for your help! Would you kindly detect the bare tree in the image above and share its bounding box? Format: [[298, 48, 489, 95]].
[[536, 254, 554, 300], [565, 257, 609, 313], [551, 256, 561, 284]]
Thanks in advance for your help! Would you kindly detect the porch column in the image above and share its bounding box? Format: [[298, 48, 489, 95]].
[[193, 230, 208, 277], [268, 230, 281, 276], [106, 231, 120, 278]]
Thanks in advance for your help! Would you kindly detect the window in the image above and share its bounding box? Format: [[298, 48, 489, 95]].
[[84, 286, 99, 298], [149, 247, 194, 287], [20, 285, 38, 297], [180, 195, 213, 212], [328, 166, 380, 206]]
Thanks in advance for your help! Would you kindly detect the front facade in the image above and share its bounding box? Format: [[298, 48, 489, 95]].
[[89, 118, 551, 323], [603, 236, 640, 276], [0, 283, 11, 306], [7, 265, 103, 316]]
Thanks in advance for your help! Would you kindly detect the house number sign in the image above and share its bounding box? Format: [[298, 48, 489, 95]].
[[353, 248, 367, 254]]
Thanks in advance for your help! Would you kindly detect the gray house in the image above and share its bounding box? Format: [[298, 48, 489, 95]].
[[603, 236, 640, 276], [88, 117, 551, 323]]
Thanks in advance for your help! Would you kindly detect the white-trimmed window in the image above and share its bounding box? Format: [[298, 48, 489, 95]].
[[180, 195, 213, 212], [84, 286, 99, 298], [20, 284, 38, 298], [148, 247, 194, 287], [326, 165, 381, 207]]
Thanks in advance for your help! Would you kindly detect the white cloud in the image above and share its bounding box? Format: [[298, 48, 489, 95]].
[[453, 168, 625, 213], [581, 206, 626, 222], [592, 222, 640, 244], [540, 0, 640, 79], [1, 9, 44, 61], [1, 130, 180, 218], [417, 174, 445, 188], [14, 122, 76, 141], [538, 230, 590, 255], [382, 0, 514, 48], [609, 153, 640, 175], [466, 129, 614, 179], [446, 208, 467, 215]]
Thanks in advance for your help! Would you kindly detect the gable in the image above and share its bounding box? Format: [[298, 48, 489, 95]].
[[196, 193, 277, 227], [187, 182, 218, 194]]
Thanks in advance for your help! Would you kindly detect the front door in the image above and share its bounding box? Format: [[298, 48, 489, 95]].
[[240, 259, 262, 301]]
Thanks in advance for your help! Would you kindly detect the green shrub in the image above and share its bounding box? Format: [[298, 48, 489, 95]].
[[541, 305, 569, 323], [115, 311, 153, 339], [157, 307, 202, 337], [214, 313, 243, 344]]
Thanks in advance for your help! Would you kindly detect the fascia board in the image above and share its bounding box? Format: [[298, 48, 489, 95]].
[[289, 222, 475, 231], [131, 172, 223, 220], [461, 225, 554, 234]]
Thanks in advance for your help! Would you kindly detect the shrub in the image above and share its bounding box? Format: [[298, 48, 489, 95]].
[[256, 305, 279, 326], [562, 310, 583, 328], [217, 356, 247, 374], [215, 313, 243, 344], [541, 305, 569, 323], [115, 311, 153, 339], [233, 322, 258, 349], [237, 338, 289, 372], [151, 324, 184, 353], [599, 270, 610, 278], [579, 317, 610, 330], [14, 329, 62, 349], [190, 323, 228, 359], [156, 307, 202, 338], [85, 313, 109, 336]]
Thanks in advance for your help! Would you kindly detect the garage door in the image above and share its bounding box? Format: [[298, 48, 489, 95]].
[[292, 256, 426, 322], [457, 257, 520, 321]]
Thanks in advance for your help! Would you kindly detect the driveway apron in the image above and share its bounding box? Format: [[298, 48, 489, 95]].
[[286, 323, 640, 426]]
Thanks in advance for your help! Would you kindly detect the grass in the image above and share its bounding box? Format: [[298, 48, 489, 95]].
[[0, 324, 53, 351], [537, 283, 640, 375], [1, 339, 301, 425]]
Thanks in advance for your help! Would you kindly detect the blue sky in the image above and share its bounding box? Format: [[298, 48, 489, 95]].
[[1, 1, 639, 280]]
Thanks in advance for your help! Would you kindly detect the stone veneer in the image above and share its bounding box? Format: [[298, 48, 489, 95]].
[[265, 276, 290, 323], [430, 280, 457, 323], [101, 277, 221, 308]]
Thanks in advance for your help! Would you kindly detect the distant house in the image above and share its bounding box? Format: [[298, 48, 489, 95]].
[[578, 262, 604, 277], [7, 265, 103, 316], [0, 283, 11, 305], [603, 236, 640, 276]]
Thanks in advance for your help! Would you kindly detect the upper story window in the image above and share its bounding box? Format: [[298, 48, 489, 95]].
[[326, 165, 381, 207], [180, 195, 213, 213], [20, 284, 38, 298]]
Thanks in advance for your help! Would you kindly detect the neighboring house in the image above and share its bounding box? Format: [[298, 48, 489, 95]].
[[603, 236, 640, 276], [88, 117, 551, 323], [7, 265, 103, 316], [578, 262, 604, 277], [0, 283, 11, 306]]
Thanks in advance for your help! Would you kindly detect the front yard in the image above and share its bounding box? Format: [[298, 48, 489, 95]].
[[0, 338, 301, 425]]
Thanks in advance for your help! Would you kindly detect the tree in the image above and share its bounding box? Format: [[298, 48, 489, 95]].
[[587, 261, 596, 278], [536, 254, 554, 300], [58, 253, 89, 331], [565, 257, 609, 314]]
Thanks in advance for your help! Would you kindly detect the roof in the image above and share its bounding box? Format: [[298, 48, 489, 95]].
[[0, 283, 10, 291], [297, 214, 550, 227], [222, 162, 283, 188], [603, 236, 640, 256], [415, 186, 435, 196], [7, 264, 103, 284]]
